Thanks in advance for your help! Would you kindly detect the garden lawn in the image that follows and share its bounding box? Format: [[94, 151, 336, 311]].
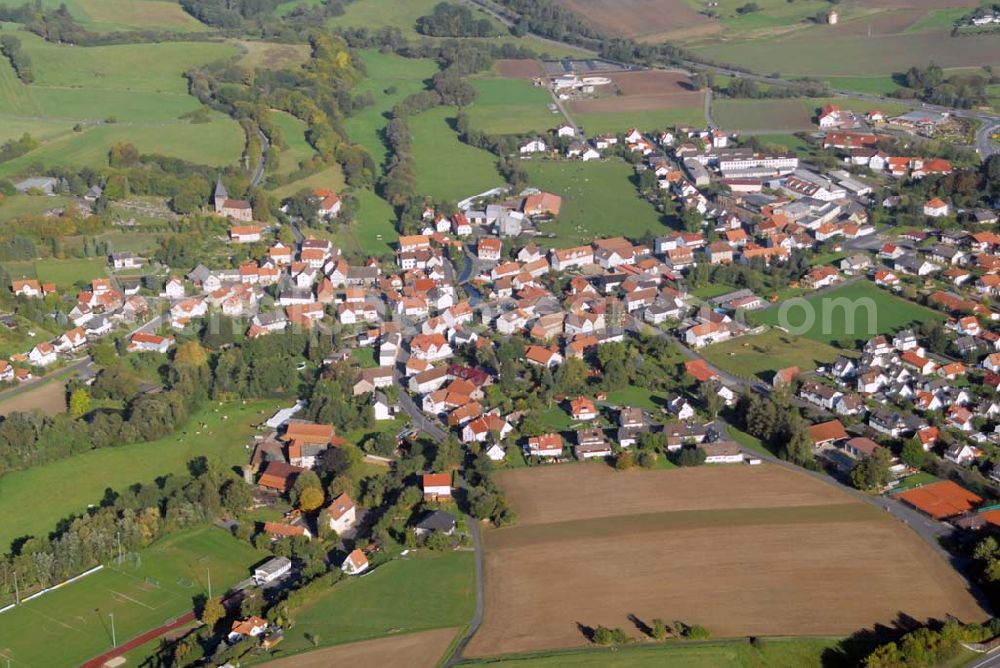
[[411, 107, 503, 202], [33, 257, 109, 286], [342, 50, 439, 169], [260, 551, 475, 660], [750, 281, 943, 345], [523, 160, 667, 247], [603, 386, 669, 413], [465, 78, 559, 134], [456, 636, 844, 667], [0, 399, 279, 551], [0, 526, 265, 666], [701, 330, 847, 381]]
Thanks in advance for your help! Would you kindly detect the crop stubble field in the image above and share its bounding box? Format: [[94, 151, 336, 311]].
[[466, 464, 987, 657], [259, 628, 459, 668]]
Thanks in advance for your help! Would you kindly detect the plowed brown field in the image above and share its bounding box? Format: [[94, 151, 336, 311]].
[[466, 464, 987, 657]]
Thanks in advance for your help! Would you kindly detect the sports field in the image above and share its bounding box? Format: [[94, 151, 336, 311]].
[[0, 526, 265, 668], [0, 400, 279, 552], [466, 78, 559, 135], [467, 464, 987, 656], [264, 552, 474, 660], [701, 329, 848, 380], [750, 280, 943, 345], [411, 107, 503, 203], [523, 160, 666, 246]]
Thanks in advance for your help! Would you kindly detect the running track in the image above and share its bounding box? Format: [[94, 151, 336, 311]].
[[79, 612, 195, 668]]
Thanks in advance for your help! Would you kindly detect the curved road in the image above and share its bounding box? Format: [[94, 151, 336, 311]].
[[250, 128, 269, 188]]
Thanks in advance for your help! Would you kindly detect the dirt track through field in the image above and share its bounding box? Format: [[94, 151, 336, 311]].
[[260, 628, 459, 668], [466, 465, 988, 657]]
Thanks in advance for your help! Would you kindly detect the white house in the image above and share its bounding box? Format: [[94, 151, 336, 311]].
[[326, 493, 357, 534], [28, 343, 57, 367], [519, 138, 547, 154], [341, 549, 369, 575]]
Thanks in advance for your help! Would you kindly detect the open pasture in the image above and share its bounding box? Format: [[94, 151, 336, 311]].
[[466, 78, 558, 134], [750, 280, 943, 345], [260, 628, 459, 668], [693, 25, 999, 77], [30, 0, 209, 32], [0, 527, 264, 668], [265, 552, 474, 660], [410, 107, 503, 202], [0, 400, 276, 552], [495, 59, 545, 79], [523, 160, 667, 246], [701, 329, 847, 380], [557, 0, 719, 41], [712, 98, 814, 133], [568, 70, 704, 116], [466, 464, 987, 657], [235, 40, 310, 70]]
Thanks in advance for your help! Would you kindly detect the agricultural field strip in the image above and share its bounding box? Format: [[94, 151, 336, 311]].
[[488, 502, 878, 550]]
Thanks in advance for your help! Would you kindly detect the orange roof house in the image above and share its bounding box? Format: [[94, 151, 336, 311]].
[[684, 359, 719, 383], [806, 419, 848, 447]]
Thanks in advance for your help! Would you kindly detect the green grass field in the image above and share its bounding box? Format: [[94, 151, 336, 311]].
[[332, 188, 398, 257], [457, 636, 846, 667], [411, 106, 503, 202], [523, 160, 667, 246], [0, 118, 244, 178], [271, 111, 316, 176], [575, 107, 706, 135], [343, 50, 440, 169], [701, 329, 847, 380], [692, 26, 1000, 77], [32, 257, 109, 286], [750, 281, 943, 345], [465, 78, 559, 135], [257, 552, 474, 661], [0, 313, 59, 359], [0, 526, 265, 667], [0, 30, 243, 174], [270, 166, 346, 200], [0, 400, 279, 551], [0, 194, 76, 223], [712, 99, 813, 132], [30, 0, 209, 32]]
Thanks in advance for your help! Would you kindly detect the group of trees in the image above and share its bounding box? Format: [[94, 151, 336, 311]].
[[895, 62, 991, 108], [416, 2, 501, 38], [862, 619, 993, 668], [0, 34, 33, 83], [716, 75, 831, 99], [179, 0, 282, 28], [0, 455, 243, 598], [0, 131, 39, 163], [733, 390, 816, 466]]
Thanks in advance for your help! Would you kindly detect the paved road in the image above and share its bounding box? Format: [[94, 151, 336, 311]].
[[966, 650, 1000, 668], [250, 128, 269, 188], [443, 514, 485, 667], [394, 369, 448, 441]]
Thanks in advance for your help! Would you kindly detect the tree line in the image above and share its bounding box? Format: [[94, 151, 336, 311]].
[[416, 2, 503, 38], [0, 33, 33, 82]]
